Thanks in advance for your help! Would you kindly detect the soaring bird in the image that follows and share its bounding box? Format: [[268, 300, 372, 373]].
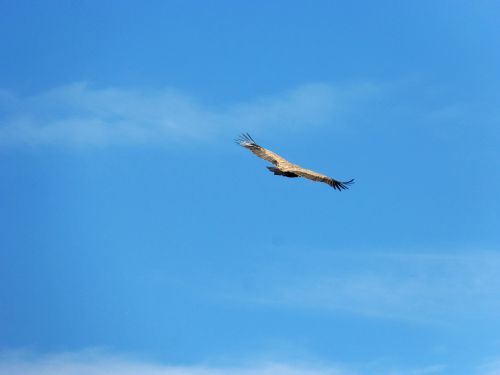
[[236, 133, 354, 191]]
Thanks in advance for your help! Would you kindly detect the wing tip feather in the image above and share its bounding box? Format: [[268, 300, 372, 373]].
[[235, 133, 257, 147], [330, 178, 355, 191]]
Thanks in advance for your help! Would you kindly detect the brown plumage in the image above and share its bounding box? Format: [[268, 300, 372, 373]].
[[236, 133, 354, 191]]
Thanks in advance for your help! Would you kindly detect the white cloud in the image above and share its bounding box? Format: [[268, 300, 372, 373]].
[[473, 356, 500, 375], [0, 350, 352, 375], [225, 251, 500, 324], [0, 82, 380, 146], [0, 350, 453, 375]]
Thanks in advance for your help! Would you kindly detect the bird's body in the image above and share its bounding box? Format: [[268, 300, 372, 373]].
[[236, 133, 354, 191]]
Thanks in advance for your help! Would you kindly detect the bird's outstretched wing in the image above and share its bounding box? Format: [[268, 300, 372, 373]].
[[290, 167, 354, 191], [235, 133, 289, 166], [236, 133, 354, 191]]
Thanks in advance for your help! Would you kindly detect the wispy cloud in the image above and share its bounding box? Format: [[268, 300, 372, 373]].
[[478, 357, 500, 375], [0, 350, 352, 375], [223, 251, 500, 324], [0, 349, 452, 375], [0, 82, 380, 146]]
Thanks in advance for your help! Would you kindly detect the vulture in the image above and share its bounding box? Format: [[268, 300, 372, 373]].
[[236, 133, 354, 191]]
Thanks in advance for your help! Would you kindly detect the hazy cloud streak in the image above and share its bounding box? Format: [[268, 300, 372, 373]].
[[225, 251, 500, 324], [0, 350, 453, 375], [0, 350, 351, 375], [0, 82, 380, 146]]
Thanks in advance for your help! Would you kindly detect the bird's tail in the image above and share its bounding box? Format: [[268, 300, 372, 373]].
[[267, 166, 299, 178], [267, 166, 281, 175]]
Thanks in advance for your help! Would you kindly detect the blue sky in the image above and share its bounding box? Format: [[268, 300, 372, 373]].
[[0, 1, 499, 374]]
